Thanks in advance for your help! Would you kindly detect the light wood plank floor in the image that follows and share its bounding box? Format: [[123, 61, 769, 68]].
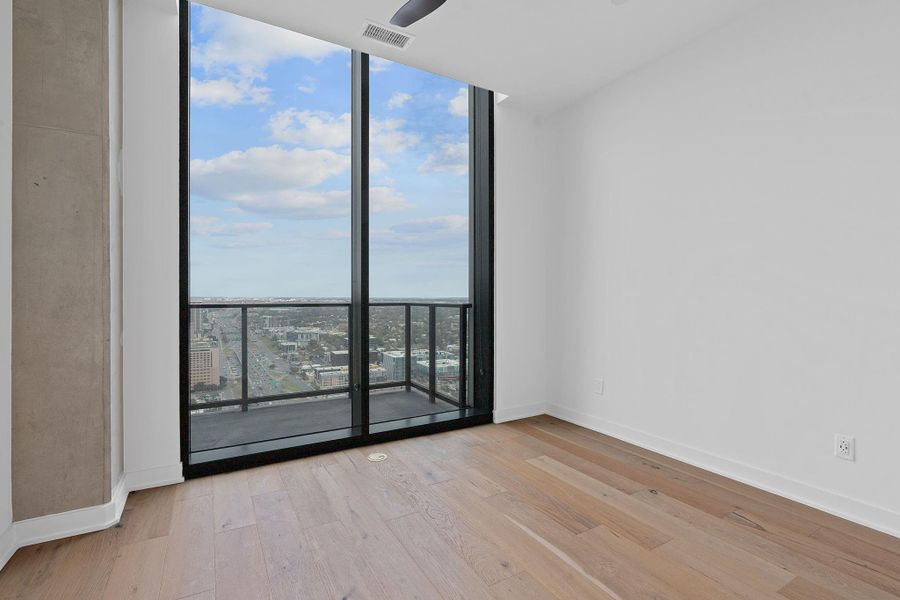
[[2, 415, 899, 599]]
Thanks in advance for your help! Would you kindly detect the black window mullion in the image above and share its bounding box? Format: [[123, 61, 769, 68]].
[[470, 87, 494, 413], [350, 51, 370, 434], [178, 0, 191, 469]]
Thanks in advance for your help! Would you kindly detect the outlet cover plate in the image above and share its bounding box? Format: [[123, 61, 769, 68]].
[[835, 434, 855, 461]]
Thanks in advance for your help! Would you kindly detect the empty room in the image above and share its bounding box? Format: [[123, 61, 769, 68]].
[[0, 0, 899, 598]]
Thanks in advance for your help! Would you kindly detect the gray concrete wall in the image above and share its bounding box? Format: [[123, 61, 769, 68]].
[[11, 0, 110, 519]]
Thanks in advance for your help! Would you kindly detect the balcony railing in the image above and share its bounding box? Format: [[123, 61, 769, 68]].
[[188, 301, 471, 414]]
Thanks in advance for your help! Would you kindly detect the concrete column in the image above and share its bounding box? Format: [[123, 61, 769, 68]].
[[11, 0, 110, 519]]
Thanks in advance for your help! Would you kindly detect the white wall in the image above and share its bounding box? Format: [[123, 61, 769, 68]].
[[545, 0, 900, 536], [109, 0, 124, 496], [0, 0, 13, 561], [494, 101, 553, 422], [122, 0, 182, 488]]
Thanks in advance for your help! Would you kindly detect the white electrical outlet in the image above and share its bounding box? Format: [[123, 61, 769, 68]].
[[834, 434, 855, 461], [594, 379, 604, 395]]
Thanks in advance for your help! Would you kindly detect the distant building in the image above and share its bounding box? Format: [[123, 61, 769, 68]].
[[413, 358, 459, 380], [279, 341, 300, 362], [329, 350, 350, 366], [261, 313, 298, 329], [382, 351, 405, 381], [382, 349, 433, 382], [315, 366, 348, 388], [295, 327, 320, 345], [329, 349, 378, 366], [369, 365, 388, 384], [434, 359, 460, 377], [190, 311, 203, 340], [190, 342, 220, 387]]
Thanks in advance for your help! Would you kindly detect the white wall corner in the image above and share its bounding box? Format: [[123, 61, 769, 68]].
[[12, 476, 129, 551], [0, 466, 185, 571], [125, 463, 184, 492], [493, 402, 547, 424], [545, 403, 900, 540], [0, 521, 15, 572]]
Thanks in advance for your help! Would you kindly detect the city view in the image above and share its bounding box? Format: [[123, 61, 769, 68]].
[[189, 298, 470, 423]]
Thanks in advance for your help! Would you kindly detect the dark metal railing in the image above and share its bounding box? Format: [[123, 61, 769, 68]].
[[188, 301, 470, 413]]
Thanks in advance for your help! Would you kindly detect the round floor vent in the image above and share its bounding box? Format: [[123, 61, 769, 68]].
[[367, 452, 388, 462]]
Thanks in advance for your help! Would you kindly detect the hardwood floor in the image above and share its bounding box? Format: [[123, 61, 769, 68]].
[[1, 415, 899, 599]]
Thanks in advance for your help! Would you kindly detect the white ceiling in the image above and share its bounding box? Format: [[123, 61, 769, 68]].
[[197, 0, 768, 113]]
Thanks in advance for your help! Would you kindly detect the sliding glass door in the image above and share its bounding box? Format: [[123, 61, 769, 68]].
[[180, 3, 493, 476]]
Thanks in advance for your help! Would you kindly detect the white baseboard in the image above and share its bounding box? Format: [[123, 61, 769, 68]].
[[494, 402, 547, 423], [125, 463, 184, 492], [0, 463, 183, 572], [0, 522, 15, 572], [546, 403, 900, 540], [14, 476, 129, 549]]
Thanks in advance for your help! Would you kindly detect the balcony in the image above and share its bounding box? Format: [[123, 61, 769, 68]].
[[188, 301, 471, 454]]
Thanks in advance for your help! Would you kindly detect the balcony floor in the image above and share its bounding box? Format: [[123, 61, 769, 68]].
[[190, 388, 458, 452]]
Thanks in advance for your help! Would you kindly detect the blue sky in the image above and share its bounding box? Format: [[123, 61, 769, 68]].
[[189, 4, 470, 300]]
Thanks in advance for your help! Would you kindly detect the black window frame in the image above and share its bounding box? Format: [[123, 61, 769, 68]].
[[178, 2, 494, 478]]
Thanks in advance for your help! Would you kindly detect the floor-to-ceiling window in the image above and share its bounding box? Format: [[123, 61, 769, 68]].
[[185, 3, 355, 462], [368, 60, 473, 426], [180, 3, 493, 475]]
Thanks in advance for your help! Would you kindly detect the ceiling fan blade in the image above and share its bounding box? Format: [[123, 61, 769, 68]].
[[390, 0, 448, 27]]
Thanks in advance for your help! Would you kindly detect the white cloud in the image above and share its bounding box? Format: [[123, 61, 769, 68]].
[[192, 145, 349, 199], [297, 77, 317, 94], [388, 92, 412, 109], [191, 145, 411, 219], [191, 215, 274, 237], [190, 7, 344, 107], [370, 56, 392, 73], [213, 240, 268, 249], [228, 189, 352, 220], [269, 110, 420, 155], [225, 186, 411, 220], [269, 110, 351, 148], [449, 87, 468, 117], [193, 7, 344, 73], [371, 186, 415, 213], [370, 156, 389, 174], [420, 141, 468, 176], [373, 215, 468, 245], [371, 118, 421, 154], [190, 76, 270, 106]]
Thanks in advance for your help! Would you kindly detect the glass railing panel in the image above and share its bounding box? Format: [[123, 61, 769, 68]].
[[410, 305, 430, 389], [435, 306, 462, 403], [247, 306, 350, 398], [369, 304, 409, 424], [370, 305, 407, 386], [189, 307, 243, 409], [189, 304, 353, 454]]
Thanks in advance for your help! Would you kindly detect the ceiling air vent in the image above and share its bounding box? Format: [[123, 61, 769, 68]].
[[362, 22, 414, 50]]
